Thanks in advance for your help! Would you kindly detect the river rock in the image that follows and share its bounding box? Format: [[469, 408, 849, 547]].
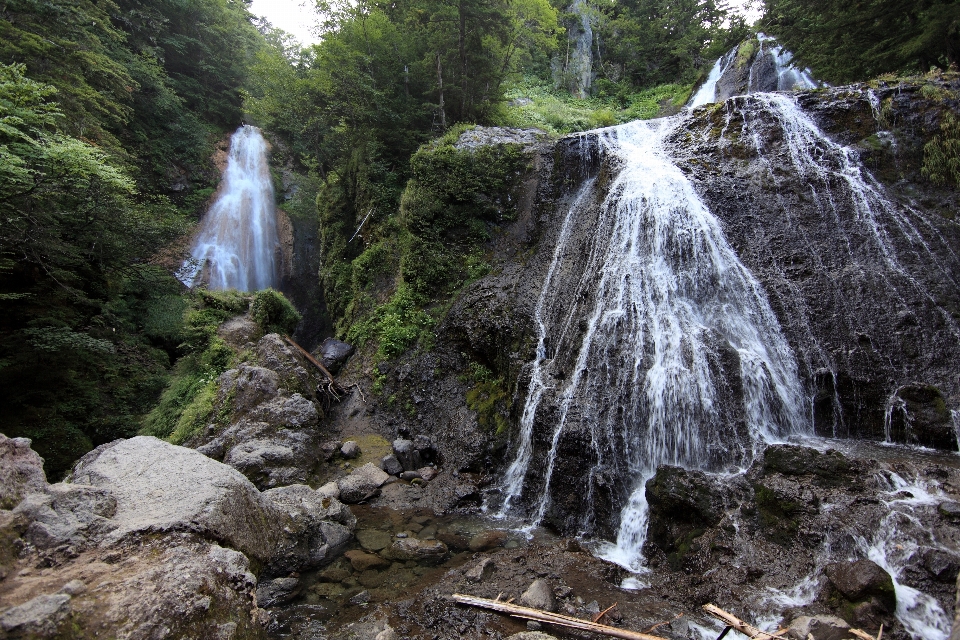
[[418, 466, 439, 481], [319, 338, 355, 374], [338, 463, 392, 503], [520, 578, 556, 612], [506, 633, 558, 640], [388, 537, 448, 561], [0, 434, 47, 510], [400, 470, 421, 481], [469, 530, 507, 551], [939, 501, 960, 521], [0, 593, 72, 637], [392, 438, 421, 471], [317, 481, 341, 500], [341, 440, 361, 459], [824, 559, 896, 613], [924, 549, 960, 582], [465, 557, 495, 582], [344, 549, 390, 571], [786, 615, 851, 640], [356, 529, 392, 552], [260, 484, 355, 574], [257, 576, 301, 608], [381, 454, 403, 476]]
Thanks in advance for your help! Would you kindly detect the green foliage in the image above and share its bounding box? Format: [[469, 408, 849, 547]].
[[593, 0, 749, 89], [923, 112, 960, 186], [251, 288, 302, 335], [346, 284, 436, 360], [463, 361, 510, 435], [762, 0, 960, 83], [497, 78, 692, 133]]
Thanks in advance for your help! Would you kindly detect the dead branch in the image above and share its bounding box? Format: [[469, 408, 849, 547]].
[[452, 593, 667, 640], [702, 604, 788, 640], [643, 612, 683, 633], [849, 625, 883, 640], [283, 334, 338, 383], [593, 602, 619, 623], [282, 335, 347, 413]]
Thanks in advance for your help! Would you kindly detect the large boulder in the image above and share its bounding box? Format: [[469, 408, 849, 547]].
[[645, 466, 726, 556], [318, 338, 354, 375], [260, 484, 355, 576], [337, 463, 392, 504], [0, 434, 47, 510], [70, 436, 284, 563], [824, 559, 897, 614], [14, 484, 118, 552]]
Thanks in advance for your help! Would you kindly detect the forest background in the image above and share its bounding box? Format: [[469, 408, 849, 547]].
[[0, 0, 957, 478]]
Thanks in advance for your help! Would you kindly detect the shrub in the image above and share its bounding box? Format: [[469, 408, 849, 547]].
[[251, 288, 301, 335]]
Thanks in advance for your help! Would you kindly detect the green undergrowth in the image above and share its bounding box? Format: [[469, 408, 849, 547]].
[[495, 79, 694, 135], [461, 361, 511, 436], [322, 127, 532, 372], [141, 288, 300, 443]]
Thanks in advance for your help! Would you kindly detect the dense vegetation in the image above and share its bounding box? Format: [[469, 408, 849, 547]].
[[762, 0, 960, 82], [0, 0, 261, 478]]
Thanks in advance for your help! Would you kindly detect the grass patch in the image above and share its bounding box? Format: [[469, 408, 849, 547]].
[[495, 78, 694, 135]]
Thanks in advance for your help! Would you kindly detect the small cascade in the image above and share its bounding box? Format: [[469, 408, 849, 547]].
[[687, 52, 733, 109], [688, 33, 819, 109], [498, 117, 808, 570], [178, 125, 280, 292]]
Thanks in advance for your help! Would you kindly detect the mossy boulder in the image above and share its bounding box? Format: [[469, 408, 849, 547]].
[[645, 466, 724, 558]]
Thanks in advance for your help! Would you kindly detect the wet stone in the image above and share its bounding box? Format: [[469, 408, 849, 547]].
[[389, 537, 448, 562], [520, 579, 556, 612], [344, 549, 390, 571], [318, 567, 352, 583], [381, 454, 403, 476], [356, 529, 392, 552], [469, 530, 507, 552]]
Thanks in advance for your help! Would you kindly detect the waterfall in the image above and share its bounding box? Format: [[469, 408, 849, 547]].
[[498, 116, 808, 570], [688, 53, 732, 109], [177, 125, 280, 292]]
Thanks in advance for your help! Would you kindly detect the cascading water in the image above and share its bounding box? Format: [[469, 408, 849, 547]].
[[177, 125, 280, 292], [688, 33, 819, 109], [498, 116, 808, 570]]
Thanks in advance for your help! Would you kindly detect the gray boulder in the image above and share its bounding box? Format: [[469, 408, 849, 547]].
[[319, 338, 354, 374], [14, 483, 118, 552], [261, 484, 355, 575], [256, 577, 301, 608], [0, 594, 72, 637], [520, 578, 556, 612], [392, 438, 421, 471], [71, 436, 282, 563], [0, 434, 47, 510], [216, 364, 279, 415], [381, 454, 403, 476], [340, 440, 360, 459], [338, 463, 392, 504]]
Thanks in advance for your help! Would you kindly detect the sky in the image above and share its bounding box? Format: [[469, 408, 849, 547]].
[[247, 0, 763, 48], [248, 0, 322, 45]]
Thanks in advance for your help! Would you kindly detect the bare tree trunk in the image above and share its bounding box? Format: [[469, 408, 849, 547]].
[[436, 53, 447, 129]]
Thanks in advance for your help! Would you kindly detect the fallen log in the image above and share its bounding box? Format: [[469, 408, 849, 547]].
[[451, 593, 667, 640], [282, 334, 338, 384], [702, 604, 788, 640]]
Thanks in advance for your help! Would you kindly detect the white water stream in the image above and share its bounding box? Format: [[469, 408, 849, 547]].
[[177, 125, 280, 292], [499, 116, 808, 570]]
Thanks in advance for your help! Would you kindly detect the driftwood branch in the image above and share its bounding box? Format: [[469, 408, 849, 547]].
[[282, 335, 347, 413], [849, 624, 883, 640], [451, 593, 667, 640], [702, 604, 787, 640]]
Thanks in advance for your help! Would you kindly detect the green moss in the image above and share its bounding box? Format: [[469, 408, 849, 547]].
[[923, 112, 960, 187], [753, 482, 801, 545], [463, 361, 511, 435], [735, 39, 757, 69], [666, 528, 705, 570], [169, 379, 216, 444], [251, 288, 301, 335]]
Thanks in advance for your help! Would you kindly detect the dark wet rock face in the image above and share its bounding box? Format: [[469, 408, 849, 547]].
[[318, 338, 354, 375], [824, 559, 897, 614]]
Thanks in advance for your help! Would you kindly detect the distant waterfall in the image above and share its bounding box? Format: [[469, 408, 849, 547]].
[[178, 125, 280, 292], [498, 117, 808, 570]]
